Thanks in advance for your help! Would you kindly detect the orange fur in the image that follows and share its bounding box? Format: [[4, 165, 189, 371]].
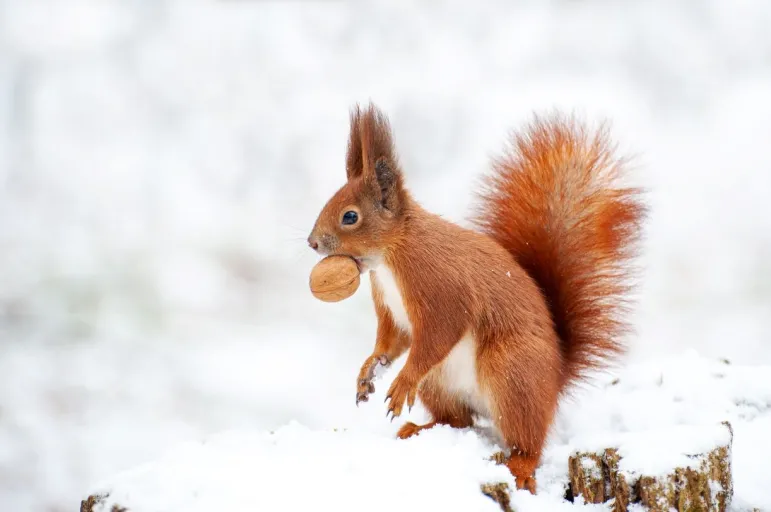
[[308, 103, 647, 493]]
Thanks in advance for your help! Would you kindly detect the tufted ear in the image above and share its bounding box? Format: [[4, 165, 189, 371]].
[[373, 156, 404, 213], [346, 103, 406, 213], [345, 106, 364, 181]]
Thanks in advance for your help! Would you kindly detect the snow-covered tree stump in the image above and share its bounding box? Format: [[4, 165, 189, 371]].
[[568, 421, 733, 511]]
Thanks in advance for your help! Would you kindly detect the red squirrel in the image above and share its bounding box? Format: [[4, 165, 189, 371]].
[[307, 103, 646, 493]]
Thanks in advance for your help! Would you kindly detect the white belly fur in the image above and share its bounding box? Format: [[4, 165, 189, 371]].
[[372, 265, 488, 415], [372, 264, 413, 334], [439, 333, 490, 416]]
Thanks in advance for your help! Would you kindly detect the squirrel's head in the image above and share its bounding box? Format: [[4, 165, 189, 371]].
[[308, 103, 408, 271]]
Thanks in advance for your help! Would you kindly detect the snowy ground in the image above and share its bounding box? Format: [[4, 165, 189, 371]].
[[0, 0, 770, 511], [83, 351, 771, 511]]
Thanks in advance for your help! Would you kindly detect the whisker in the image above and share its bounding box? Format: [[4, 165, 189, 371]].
[[280, 222, 311, 236]]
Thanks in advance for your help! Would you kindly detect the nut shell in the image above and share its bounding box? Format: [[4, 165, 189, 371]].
[[309, 255, 361, 303]]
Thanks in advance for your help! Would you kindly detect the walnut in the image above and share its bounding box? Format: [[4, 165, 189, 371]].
[[309, 255, 361, 302]]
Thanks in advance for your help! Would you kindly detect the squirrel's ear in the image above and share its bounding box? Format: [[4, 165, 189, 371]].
[[345, 105, 364, 181], [374, 156, 405, 213], [351, 103, 405, 212]]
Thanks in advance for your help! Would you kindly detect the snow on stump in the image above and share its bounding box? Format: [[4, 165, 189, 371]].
[[79, 422, 516, 512], [568, 421, 733, 511]]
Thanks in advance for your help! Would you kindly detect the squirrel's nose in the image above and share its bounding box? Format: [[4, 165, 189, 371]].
[[308, 236, 319, 251]]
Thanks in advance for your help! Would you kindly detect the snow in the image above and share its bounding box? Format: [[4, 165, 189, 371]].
[[81, 351, 771, 511], [553, 352, 771, 510], [87, 423, 513, 512], [615, 423, 731, 478], [0, 0, 770, 511], [573, 422, 732, 477]]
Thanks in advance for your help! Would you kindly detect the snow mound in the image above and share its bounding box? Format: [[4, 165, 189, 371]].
[[76, 352, 771, 512], [83, 422, 517, 512]]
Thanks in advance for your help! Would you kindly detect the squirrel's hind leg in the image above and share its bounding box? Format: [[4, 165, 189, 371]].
[[491, 410, 542, 494], [478, 333, 561, 495], [395, 373, 473, 439]]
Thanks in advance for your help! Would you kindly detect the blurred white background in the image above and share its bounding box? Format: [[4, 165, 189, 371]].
[[0, 0, 770, 510]]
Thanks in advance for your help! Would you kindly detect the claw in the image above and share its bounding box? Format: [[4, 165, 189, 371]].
[[356, 389, 370, 405]]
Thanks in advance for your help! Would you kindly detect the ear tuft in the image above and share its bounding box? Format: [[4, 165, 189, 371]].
[[345, 103, 397, 177], [345, 102, 405, 211], [345, 105, 364, 180]]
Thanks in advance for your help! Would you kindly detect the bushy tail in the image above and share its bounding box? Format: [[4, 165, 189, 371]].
[[472, 113, 647, 390]]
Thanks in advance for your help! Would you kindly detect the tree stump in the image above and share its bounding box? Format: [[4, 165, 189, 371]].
[[568, 422, 733, 511]]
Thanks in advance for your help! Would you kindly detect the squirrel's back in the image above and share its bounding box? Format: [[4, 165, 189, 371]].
[[472, 114, 647, 390]]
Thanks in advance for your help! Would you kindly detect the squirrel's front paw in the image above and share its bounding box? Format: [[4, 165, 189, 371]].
[[384, 371, 418, 420], [356, 354, 390, 406]]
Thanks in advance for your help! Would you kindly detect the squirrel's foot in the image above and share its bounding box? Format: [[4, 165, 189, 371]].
[[384, 371, 418, 419], [356, 379, 375, 405], [515, 476, 536, 494], [505, 452, 538, 495], [397, 415, 473, 440], [356, 354, 390, 406], [396, 421, 437, 439]]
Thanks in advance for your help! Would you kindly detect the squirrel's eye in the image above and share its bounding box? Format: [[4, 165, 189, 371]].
[[342, 211, 359, 226]]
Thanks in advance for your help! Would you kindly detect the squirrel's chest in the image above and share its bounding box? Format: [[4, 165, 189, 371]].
[[371, 265, 413, 334], [372, 265, 488, 414]]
